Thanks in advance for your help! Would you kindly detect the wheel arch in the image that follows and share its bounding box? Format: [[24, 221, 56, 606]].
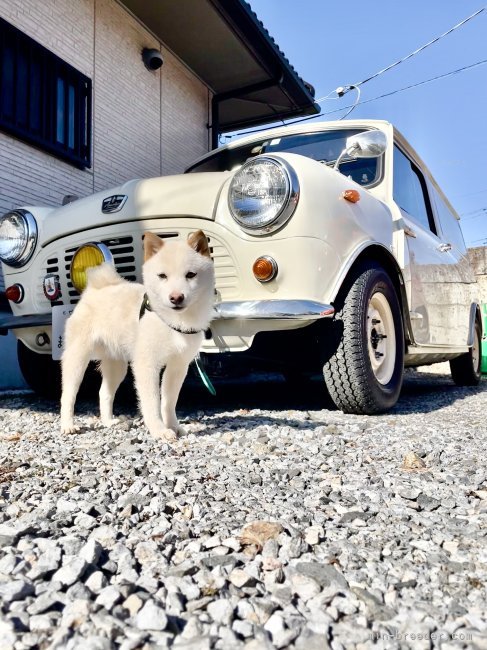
[[332, 243, 414, 346]]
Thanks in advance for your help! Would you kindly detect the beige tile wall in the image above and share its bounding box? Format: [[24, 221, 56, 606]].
[[0, 0, 211, 245]]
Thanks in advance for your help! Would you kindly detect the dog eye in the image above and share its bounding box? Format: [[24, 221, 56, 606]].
[[186, 272, 197, 279], [158, 273, 167, 280]]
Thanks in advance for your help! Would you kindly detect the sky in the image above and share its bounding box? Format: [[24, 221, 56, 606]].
[[235, 1, 487, 248]]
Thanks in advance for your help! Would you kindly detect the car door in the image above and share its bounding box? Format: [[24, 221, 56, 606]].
[[392, 145, 465, 348]]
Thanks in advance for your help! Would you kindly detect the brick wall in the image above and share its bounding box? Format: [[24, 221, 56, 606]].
[[0, 0, 211, 387]]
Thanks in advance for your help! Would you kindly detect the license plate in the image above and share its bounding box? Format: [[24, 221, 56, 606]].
[[51, 305, 75, 360]]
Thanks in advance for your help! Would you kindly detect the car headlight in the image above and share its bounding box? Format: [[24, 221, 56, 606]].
[[0, 210, 38, 267], [228, 156, 299, 234]]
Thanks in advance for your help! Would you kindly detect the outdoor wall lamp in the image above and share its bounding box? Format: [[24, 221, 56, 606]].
[[142, 48, 163, 71]]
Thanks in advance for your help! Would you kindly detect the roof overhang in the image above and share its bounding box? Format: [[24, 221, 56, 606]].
[[119, 0, 320, 137]]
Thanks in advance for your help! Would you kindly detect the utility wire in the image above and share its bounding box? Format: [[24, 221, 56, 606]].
[[231, 58, 487, 136], [325, 58, 487, 120], [461, 207, 487, 220], [350, 6, 486, 90]]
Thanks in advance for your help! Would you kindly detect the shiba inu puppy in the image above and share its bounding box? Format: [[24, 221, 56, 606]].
[[60, 230, 215, 441]]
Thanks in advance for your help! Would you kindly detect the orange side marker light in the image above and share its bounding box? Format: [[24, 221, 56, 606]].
[[343, 189, 360, 203]]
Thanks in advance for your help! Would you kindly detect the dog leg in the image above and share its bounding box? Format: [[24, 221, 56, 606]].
[[160, 360, 189, 437], [60, 349, 91, 434], [132, 360, 176, 442], [99, 359, 128, 427]]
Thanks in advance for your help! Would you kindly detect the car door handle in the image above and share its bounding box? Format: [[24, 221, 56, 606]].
[[437, 243, 452, 253], [404, 225, 417, 238]]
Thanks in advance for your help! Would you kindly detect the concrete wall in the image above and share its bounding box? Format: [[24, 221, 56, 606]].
[[0, 0, 211, 388], [468, 246, 487, 304]]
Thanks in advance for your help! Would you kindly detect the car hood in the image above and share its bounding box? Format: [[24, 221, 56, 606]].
[[40, 171, 231, 246]]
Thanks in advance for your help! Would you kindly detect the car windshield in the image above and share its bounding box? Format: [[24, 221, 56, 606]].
[[186, 128, 382, 186]]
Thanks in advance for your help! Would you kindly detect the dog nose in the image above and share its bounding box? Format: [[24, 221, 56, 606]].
[[169, 292, 184, 306]]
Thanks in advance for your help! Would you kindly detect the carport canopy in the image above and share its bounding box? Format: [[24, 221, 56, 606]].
[[120, 0, 320, 146]]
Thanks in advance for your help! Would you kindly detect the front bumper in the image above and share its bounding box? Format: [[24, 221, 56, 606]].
[[0, 299, 335, 335], [214, 300, 334, 320], [0, 312, 52, 335]]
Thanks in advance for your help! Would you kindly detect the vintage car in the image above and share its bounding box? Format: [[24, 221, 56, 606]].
[[0, 119, 482, 413]]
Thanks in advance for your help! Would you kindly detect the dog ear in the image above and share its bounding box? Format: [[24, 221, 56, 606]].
[[143, 232, 164, 262], [187, 230, 211, 258]]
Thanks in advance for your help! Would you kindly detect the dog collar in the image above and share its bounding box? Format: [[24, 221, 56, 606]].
[[139, 293, 204, 335]]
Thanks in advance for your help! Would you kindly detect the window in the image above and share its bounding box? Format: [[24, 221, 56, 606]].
[[432, 189, 466, 254], [393, 146, 436, 234], [186, 129, 382, 186], [0, 17, 91, 168]]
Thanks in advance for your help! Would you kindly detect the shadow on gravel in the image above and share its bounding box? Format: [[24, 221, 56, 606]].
[[3, 368, 486, 423], [178, 370, 487, 420]]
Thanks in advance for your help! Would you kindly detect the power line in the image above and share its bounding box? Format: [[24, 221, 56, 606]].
[[351, 7, 486, 89], [339, 58, 487, 114], [232, 58, 487, 136], [461, 208, 487, 220], [453, 188, 487, 200]]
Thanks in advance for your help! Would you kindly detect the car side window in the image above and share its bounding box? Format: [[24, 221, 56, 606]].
[[432, 189, 466, 254], [393, 146, 437, 235]]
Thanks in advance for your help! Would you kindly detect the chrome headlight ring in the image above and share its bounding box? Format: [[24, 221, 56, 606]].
[[0, 209, 38, 267], [228, 156, 299, 235]]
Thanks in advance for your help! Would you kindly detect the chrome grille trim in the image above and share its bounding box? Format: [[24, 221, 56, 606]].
[[39, 229, 238, 308]]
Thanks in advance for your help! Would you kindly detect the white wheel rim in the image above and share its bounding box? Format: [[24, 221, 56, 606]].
[[367, 292, 396, 385]]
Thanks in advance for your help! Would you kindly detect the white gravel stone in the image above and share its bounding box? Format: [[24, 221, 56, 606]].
[[0, 578, 34, 602], [79, 539, 102, 565], [135, 599, 168, 630], [228, 568, 256, 588], [207, 598, 234, 625], [52, 557, 87, 587], [122, 594, 144, 616], [0, 620, 17, 649], [85, 571, 108, 593], [95, 585, 122, 609]]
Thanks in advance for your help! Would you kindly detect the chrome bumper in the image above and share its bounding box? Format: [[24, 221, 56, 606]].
[[0, 300, 335, 334], [213, 300, 335, 320]]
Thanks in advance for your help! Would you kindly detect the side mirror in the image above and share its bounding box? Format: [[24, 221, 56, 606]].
[[334, 131, 387, 170]]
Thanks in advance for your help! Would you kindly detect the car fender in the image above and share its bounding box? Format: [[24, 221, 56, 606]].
[[329, 240, 415, 346]]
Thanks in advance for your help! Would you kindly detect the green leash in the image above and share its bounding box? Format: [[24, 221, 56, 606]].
[[194, 355, 216, 396]]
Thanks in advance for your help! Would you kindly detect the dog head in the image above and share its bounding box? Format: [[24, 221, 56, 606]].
[[142, 231, 215, 321]]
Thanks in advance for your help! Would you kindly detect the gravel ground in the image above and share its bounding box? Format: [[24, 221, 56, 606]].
[[0, 365, 486, 650]]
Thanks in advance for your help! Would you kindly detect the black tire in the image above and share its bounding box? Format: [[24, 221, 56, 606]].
[[18, 341, 62, 398], [17, 341, 100, 399], [323, 263, 404, 414], [449, 319, 481, 386]]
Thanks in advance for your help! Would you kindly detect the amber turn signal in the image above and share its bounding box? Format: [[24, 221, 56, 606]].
[[5, 284, 24, 303], [343, 189, 360, 203], [252, 256, 278, 283]]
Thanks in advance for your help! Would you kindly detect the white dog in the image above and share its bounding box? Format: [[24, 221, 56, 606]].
[[60, 230, 215, 441]]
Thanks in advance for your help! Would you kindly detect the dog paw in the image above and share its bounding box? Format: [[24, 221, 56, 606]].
[[151, 427, 178, 443], [101, 418, 120, 428], [61, 423, 80, 435]]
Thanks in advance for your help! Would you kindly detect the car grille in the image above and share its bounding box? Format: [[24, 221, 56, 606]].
[[39, 230, 238, 308], [63, 236, 136, 305]]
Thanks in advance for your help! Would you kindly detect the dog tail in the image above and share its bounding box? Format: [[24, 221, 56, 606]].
[[86, 263, 124, 289]]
